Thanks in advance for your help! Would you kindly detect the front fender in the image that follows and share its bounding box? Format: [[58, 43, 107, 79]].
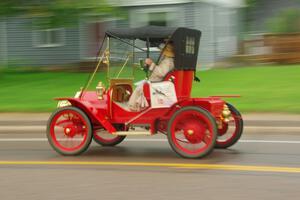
[[55, 98, 116, 133]]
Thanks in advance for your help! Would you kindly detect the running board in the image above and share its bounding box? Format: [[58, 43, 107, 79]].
[[113, 131, 151, 136]]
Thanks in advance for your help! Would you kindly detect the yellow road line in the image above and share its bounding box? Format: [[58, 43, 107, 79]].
[[0, 161, 299, 173]]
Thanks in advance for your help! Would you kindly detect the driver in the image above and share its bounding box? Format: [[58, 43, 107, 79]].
[[128, 43, 175, 111]]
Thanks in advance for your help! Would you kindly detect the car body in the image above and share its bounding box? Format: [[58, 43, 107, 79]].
[[47, 26, 244, 158]]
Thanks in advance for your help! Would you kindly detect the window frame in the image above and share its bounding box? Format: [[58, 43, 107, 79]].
[[130, 7, 184, 28], [147, 12, 168, 27], [185, 36, 196, 55], [32, 28, 65, 48]]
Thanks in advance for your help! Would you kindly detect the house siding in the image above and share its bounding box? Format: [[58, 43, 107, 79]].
[[6, 17, 81, 67], [121, 4, 186, 61], [194, 2, 239, 67], [0, 19, 8, 66], [78, 19, 116, 59], [127, 4, 185, 27], [111, 0, 190, 7], [78, 21, 91, 60], [184, 3, 195, 28], [193, 3, 215, 67], [3, 1, 241, 68], [109, 2, 240, 68], [214, 6, 239, 59]]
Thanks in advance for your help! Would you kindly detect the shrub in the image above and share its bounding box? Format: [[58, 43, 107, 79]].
[[267, 8, 300, 33]]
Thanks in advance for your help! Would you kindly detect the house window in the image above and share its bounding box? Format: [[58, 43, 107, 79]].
[[148, 12, 167, 26], [33, 29, 65, 47], [185, 36, 195, 55]]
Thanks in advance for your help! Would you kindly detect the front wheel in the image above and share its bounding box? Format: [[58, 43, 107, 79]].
[[167, 106, 217, 159], [46, 107, 93, 155], [215, 103, 243, 149]]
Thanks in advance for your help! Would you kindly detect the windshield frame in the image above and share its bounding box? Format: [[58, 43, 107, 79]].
[[80, 34, 161, 98]]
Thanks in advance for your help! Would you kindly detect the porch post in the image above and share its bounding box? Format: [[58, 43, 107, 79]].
[[79, 18, 85, 61], [0, 18, 8, 66]]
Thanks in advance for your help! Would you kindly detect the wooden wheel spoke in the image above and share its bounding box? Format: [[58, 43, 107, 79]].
[[175, 137, 190, 144], [55, 120, 72, 128], [203, 131, 211, 144], [168, 106, 218, 158], [47, 107, 92, 156]]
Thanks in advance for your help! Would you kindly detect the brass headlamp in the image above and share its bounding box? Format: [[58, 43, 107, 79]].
[[222, 104, 232, 123], [96, 82, 105, 100]]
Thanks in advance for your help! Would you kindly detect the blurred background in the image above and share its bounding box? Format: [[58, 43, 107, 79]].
[[0, 0, 300, 113]]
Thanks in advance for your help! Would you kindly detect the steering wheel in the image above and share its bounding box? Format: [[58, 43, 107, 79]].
[[139, 59, 149, 78]]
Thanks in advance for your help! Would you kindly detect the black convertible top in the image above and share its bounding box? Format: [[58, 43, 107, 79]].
[[105, 26, 177, 41], [106, 26, 202, 70]]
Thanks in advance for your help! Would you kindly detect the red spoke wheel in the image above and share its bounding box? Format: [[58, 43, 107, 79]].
[[46, 107, 93, 155], [216, 103, 243, 149], [167, 106, 217, 159], [93, 124, 126, 146]]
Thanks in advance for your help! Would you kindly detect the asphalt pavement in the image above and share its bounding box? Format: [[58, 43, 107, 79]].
[[0, 113, 300, 200]]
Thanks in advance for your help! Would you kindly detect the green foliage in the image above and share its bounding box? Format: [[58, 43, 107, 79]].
[[267, 8, 300, 33], [0, 0, 124, 28], [0, 1, 21, 16], [245, 0, 258, 8]]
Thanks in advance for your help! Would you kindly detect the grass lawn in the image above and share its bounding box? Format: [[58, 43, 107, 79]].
[[0, 65, 299, 113], [192, 65, 300, 113]]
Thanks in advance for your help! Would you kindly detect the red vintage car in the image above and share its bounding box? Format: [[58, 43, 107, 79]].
[[46, 26, 243, 158]]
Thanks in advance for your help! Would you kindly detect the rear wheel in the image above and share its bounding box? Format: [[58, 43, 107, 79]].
[[93, 124, 126, 146], [167, 106, 217, 159], [216, 103, 243, 149], [46, 107, 93, 155]]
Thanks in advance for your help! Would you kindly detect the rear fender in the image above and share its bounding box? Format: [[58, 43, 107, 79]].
[[55, 98, 116, 133], [164, 98, 225, 118], [209, 95, 241, 98], [192, 98, 225, 117]]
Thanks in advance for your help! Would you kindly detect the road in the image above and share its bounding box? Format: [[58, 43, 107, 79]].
[[0, 113, 300, 200]]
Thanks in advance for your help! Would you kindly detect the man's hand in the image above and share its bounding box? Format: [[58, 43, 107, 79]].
[[145, 58, 153, 65]]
